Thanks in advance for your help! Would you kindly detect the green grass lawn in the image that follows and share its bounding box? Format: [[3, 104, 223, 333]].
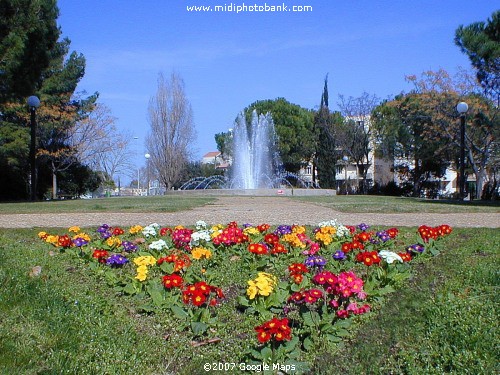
[[293, 195, 500, 213], [0, 195, 216, 214], [0, 194, 498, 214], [0, 225, 498, 374]]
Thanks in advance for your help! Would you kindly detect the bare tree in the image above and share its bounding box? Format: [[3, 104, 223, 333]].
[[69, 102, 135, 186], [337, 92, 380, 193], [146, 72, 196, 191]]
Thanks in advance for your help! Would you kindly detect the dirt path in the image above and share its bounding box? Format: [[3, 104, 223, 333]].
[[0, 196, 498, 228]]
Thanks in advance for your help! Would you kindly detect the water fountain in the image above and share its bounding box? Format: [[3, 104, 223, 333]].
[[178, 110, 334, 195], [230, 110, 281, 189]]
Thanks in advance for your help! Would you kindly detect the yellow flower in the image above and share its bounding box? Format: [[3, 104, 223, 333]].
[[135, 265, 149, 281], [68, 226, 81, 233], [46, 235, 59, 245], [292, 225, 306, 234], [73, 233, 91, 242], [210, 224, 224, 238], [133, 256, 157, 266], [37, 231, 47, 239], [191, 247, 212, 260], [315, 226, 337, 246], [174, 225, 185, 230], [246, 281, 258, 299], [243, 226, 259, 236], [246, 272, 277, 299], [129, 225, 143, 235], [282, 233, 306, 249], [106, 236, 122, 248]]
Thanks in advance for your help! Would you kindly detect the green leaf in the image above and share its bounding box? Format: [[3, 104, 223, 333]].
[[191, 321, 208, 336], [284, 336, 300, 353], [149, 290, 164, 307], [303, 336, 314, 351], [137, 304, 155, 313], [171, 305, 189, 320], [326, 333, 342, 343], [335, 328, 350, 337], [335, 319, 352, 329], [260, 347, 272, 361], [123, 283, 137, 295], [376, 285, 396, 295], [302, 311, 320, 327], [237, 295, 251, 307]]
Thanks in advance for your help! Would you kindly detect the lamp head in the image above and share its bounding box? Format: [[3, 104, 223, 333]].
[[27, 96, 40, 108], [456, 102, 468, 114]]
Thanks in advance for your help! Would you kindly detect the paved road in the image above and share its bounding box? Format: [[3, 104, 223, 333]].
[[0, 196, 498, 228]]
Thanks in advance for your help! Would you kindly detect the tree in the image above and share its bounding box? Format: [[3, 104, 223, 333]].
[[244, 98, 315, 173], [34, 37, 96, 199], [337, 92, 380, 193], [314, 75, 342, 189], [455, 10, 500, 105], [0, 0, 60, 103], [69, 102, 134, 188], [372, 93, 451, 197], [146, 72, 196, 191], [373, 68, 498, 199]]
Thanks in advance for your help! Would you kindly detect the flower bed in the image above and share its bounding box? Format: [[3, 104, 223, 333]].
[[38, 220, 452, 370]]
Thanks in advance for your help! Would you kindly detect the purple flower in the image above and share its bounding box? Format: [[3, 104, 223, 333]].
[[357, 223, 370, 231], [274, 225, 292, 236], [97, 224, 110, 233], [407, 244, 425, 253], [122, 241, 137, 252], [376, 231, 390, 243], [106, 254, 129, 267], [305, 255, 327, 270], [333, 250, 346, 260], [72, 237, 88, 247]]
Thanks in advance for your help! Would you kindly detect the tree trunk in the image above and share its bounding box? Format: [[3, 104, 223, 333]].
[[52, 171, 57, 200], [475, 169, 487, 200]]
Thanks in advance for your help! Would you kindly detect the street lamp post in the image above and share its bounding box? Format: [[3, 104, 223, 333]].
[[145, 153, 150, 196], [27, 96, 40, 201], [456, 102, 468, 200]]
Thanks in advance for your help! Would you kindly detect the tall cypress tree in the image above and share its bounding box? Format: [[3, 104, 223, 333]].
[[315, 75, 340, 189]]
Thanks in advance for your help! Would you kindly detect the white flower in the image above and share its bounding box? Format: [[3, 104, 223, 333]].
[[190, 230, 211, 246], [195, 220, 208, 230], [142, 223, 160, 238], [149, 239, 168, 251], [318, 219, 351, 238], [378, 250, 403, 264]]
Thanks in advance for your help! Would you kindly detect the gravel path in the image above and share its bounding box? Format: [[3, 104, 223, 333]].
[[0, 196, 498, 228]]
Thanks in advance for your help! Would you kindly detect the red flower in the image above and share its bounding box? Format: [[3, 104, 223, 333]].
[[386, 228, 399, 238], [92, 249, 108, 263], [191, 292, 206, 307], [398, 252, 412, 262], [271, 243, 287, 254], [255, 317, 292, 343], [112, 227, 125, 236], [264, 233, 280, 246], [162, 274, 184, 289], [257, 223, 270, 233], [341, 242, 353, 253], [160, 227, 172, 236], [248, 243, 269, 255], [355, 231, 372, 242], [58, 235, 72, 248], [356, 251, 380, 266]]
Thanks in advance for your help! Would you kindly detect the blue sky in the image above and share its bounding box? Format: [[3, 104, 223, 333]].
[[57, 0, 497, 169]]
